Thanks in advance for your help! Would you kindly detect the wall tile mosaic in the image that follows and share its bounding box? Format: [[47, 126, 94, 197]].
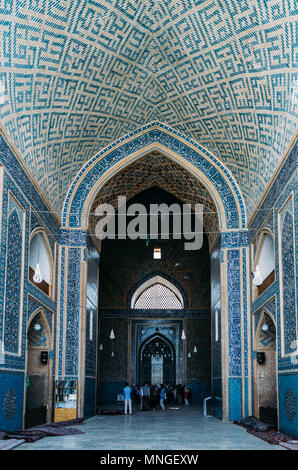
[[0, 1, 297, 219], [279, 197, 297, 356], [65, 247, 81, 377], [65, 124, 245, 230], [3, 207, 23, 353], [0, 371, 24, 432]]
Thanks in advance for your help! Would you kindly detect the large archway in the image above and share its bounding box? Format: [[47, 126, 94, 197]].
[[25, 309, 53, 428], [62, 123, 246, 231], [57, 123, 250, 422], [253, 310, 278, 426], [138, 334, 176, 387]]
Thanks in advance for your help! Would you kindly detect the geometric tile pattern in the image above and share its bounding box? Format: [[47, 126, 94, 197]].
[[65, 247, 81, 377], [227, 249, 242, 377], [257, 314, 276, 349], [3, 208, 23, 354], [3, 388, 17, 419], [27, 313, 48, 348], [285, 388, 297, 421], [85, 236, 99, 378], [65, 123, 245, 230], [98, 235, 211, 310], [0, 1, 297, 219], [133, 283, 183, 309], [250, 143, 297, 389], [98, 317, 128, 382], [89, 151, 219, 248], [280, 198, 297, 356]]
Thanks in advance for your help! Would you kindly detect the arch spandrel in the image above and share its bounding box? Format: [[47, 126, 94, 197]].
[[63, 123, 246, 231]]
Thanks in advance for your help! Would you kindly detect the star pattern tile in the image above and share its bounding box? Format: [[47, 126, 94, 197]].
[[0, 0, 297, 218]]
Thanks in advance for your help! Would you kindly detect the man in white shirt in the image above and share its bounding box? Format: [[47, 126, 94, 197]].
[[123, 382, 132, 415]]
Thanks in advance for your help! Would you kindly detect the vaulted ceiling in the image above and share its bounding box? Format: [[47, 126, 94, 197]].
[[0, 1, 297, 219], [89, 151, 219, 250]]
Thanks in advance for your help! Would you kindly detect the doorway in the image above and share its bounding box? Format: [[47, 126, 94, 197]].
[[253, 311, 278, 426], [25, 311, 52, 428], [139, 334, 175, 386]]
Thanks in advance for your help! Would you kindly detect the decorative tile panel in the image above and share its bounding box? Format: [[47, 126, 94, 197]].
[[279, 196, 297, 356], [0, 1, 296, 219], [227, 249, 242, 376], [59, 228, 87, 247], [65, 247, 81, 377], [3, 199, 24, 354], [65, 124, 245, 230]]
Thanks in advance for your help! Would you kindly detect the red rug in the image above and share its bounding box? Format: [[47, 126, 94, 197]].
[[234, 418, 296, 445], [0, 419, 85, 443]]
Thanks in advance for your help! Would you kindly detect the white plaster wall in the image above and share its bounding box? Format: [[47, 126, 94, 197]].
[[29, 233, 51, 284], [258, 234, 275, 280]]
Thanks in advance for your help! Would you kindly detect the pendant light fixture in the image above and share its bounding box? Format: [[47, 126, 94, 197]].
[[252, 265, 263, 286], [110, 329, 115, 340], [33, 248, 43, 284], [111, 351, 114, 357], [193, 345, 197, 353], [181, 329, 186, 340], [99, 343, 103, 350], [34, 321, 41, 331], [188, 352, 191, 358]]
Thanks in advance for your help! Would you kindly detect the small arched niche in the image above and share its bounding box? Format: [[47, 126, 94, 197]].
[[29, 230, 53, 297], [253, 231, 275, 298], [253, 311, 277, 425], [131, 276, 184, 309], [25, 310, 52, 428], [138, 333, 176, 386]]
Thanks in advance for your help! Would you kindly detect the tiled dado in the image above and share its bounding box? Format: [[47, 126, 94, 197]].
[[224, 247, 249, 420]]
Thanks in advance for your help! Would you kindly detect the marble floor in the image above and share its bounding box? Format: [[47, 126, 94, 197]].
[[17, 405, 284, 450]]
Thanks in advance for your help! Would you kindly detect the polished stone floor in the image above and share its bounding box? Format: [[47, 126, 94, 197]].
[[17, 405, 284, 450]]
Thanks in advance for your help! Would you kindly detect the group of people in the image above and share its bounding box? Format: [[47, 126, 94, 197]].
[[122, 382, 191, 415]]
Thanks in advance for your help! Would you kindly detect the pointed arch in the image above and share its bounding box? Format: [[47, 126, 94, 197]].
[[4, 208, 23, 354], [254, 309, 277, 351], [131, 275, 184, 309], [138, 333, 176, 385], [62, 123, 246, 231], [29, 228, 55, 298], [139, 332, 176, 358], [27, 307, 52, 350]]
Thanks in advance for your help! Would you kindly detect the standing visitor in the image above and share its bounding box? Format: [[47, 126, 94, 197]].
[[173, 385, 177, 403], [141, 383, 150, 411], [177, 384, 183, 404], [139, 385, 143, 411], [149, 384, 157, 411], [136, 385, 141, 407], [184, 385, 190, 406], [123, 382, 132, 415], [160, 384, 166, 411]]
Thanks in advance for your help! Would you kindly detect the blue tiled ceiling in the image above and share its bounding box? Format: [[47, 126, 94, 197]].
[[0, 0, 297, 218]]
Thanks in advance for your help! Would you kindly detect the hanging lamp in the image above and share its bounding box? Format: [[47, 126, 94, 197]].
[[252, 265, 263, 286], [33, 248, 43, 283]]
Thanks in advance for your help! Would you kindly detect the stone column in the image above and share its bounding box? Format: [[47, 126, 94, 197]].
[[56, 229, 88, 417], [220, 231, 251, 421]]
